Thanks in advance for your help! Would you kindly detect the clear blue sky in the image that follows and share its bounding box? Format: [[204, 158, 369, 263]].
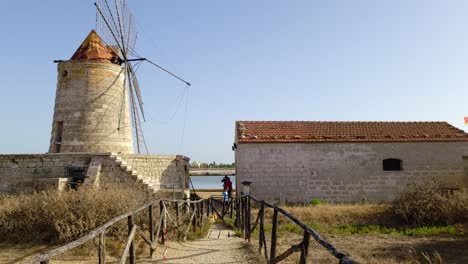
[[1, 1, 467, 163]]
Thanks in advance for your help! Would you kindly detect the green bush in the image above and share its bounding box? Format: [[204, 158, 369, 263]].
[[309, 198, 322, 206]]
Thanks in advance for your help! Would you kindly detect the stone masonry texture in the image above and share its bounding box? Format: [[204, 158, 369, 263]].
[[0, 153, 189, 195], [235, 142, 468, 203], [48, 60, 133, 154]]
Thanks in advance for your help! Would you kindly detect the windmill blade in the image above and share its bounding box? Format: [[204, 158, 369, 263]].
[[127, 72, 141, 153], [127, 63, 145, 121], [95, 0, 123, 56], [128, 73, 148, 154], [95, 0, 137, 59]]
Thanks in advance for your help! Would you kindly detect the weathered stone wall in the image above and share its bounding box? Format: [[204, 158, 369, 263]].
[[235, 142, 468, 203], [0, 153, 189, 195], [119, 154, 190, 190], [49, 60, 133, 154], [0, 153, 92, 194]]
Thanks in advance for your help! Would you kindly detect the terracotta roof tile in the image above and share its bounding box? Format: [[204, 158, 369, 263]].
[[236, 121, 468, 143]]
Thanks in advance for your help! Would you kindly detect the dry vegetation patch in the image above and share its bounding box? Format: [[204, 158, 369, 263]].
[[240, 180, 468, 263], [0, 185, 158, 244]]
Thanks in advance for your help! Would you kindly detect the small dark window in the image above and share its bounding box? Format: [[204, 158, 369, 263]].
[[383, 158, 402, 171], [65, 166, 87, 190]]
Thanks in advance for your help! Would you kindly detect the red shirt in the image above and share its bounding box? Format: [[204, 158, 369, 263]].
[[224, 179, 232, 190]]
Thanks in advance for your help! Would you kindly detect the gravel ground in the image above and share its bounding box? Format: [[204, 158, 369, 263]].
[[153, 224, 265, 264]]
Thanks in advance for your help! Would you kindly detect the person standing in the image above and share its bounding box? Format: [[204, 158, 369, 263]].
[[222, 175, 233, 197], [222, 187, 229, 212]]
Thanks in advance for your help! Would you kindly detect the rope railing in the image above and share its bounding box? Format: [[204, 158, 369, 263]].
[[25, 198, 205, 264]]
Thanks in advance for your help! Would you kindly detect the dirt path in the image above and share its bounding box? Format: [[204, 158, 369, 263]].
[[153, 223, 264, 264], [0, 224, 264, 264]]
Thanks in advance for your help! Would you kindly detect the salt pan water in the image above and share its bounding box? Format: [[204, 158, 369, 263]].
[[190, 175, 236, 189]]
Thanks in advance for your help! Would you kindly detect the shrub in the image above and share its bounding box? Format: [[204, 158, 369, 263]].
[[0, 185, 160, 244], [310, 198, 322, 206], [391, 179, 468, 226]]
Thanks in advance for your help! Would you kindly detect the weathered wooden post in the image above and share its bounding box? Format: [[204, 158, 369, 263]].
[[196, 202, 200, 227], [241, 180, 252, 239], [230, 199, 233, 218], [149, 204, 155, 258], [222, 197, 226, 213], [200, 200, 205, 227], [242, 196, 246, 239], [127, 215, 136, 264], [192, 203, 197, 232], [246, 195, 251, 242], [270, 208, 278, 261], [235, 197, 240, 227], [160, 200, 165, 245], [260, 203, 268, 260], [299, 230, 311, 264], [98, 230, 106, 264], [258, 202, 264, 254], [175, 201, 179, 225]]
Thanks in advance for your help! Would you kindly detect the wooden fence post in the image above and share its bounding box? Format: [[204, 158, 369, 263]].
[[247, 195, 251, 242], [230, 199, 233, 218], [299, 230, 311, 264], [149, 204, 155, 258], [127, 215, 136, 264], [98, 230, 106, 264], [200, 201, 204, 227], [270, 208, 278, 261], [192, 203, 197, 232], [222, 197, 226, 213], [258, 202, 264, 254], [196, 203, 200, 228], [176, 201, 179, 225], [235, 197, 239, 227], [160, 200, 165, 245], [243, 196, 247, 239]]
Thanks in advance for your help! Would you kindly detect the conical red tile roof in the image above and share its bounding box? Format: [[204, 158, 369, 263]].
[[70, 30, 120, 63]]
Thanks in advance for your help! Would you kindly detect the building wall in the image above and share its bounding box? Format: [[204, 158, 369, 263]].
[[235, 142, 468, 203], [0, 153, 189, 195], [49, 60, 133, 154], [119, 154, 190, 190], [0, 153, 92, 194]]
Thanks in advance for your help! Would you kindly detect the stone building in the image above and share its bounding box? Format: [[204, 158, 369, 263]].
[[234, 121, 468, 202], [0, 31, 189, 195]]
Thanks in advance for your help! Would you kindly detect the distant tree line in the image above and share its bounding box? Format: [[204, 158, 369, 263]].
[[190, 161, 235, 168]]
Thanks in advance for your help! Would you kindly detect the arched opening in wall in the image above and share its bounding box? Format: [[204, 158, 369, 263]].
[[65, 166, 87, 190], [383, 158, 402, 171]]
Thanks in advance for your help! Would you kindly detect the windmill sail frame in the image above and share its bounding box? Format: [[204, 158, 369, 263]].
[[94, 0, 191, 154], [95, 0, 146, 153]]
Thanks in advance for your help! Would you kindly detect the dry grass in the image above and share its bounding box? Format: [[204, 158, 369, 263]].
[[241, 181, 468, 264], [272, 203, 392, 226], [391, 180, 468, 226], [244, 203, 468, 264], [0, 184, 160, 244]]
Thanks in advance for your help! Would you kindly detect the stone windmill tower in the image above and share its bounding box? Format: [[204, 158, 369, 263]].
[[0, 1, 192, 196], [49, 0, 191, 155], [49, 30, 134, 154]]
